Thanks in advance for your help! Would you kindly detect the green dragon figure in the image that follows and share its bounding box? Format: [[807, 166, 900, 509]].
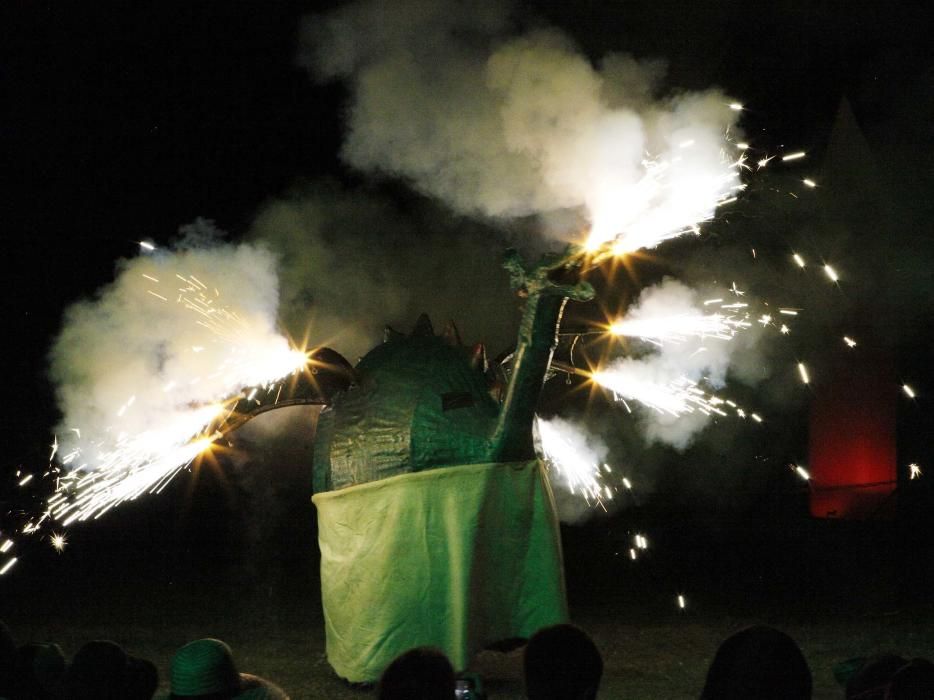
[[312, 248, 594, 492]]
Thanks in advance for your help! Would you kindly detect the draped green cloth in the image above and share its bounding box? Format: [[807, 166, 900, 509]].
[[312, 460, 568, 683]]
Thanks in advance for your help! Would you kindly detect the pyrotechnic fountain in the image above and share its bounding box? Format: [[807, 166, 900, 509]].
[[3, 4, 818, 676]]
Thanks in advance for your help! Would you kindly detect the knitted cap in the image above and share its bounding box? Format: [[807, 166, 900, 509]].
[[170, 639, 241, 696]]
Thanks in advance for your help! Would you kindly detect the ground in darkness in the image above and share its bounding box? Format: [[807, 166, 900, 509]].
[[3, 482, 934, 699]]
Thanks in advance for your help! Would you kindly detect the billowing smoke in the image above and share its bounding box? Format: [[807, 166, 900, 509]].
[[248, 182, 526, 361], [43, 0, 762, 532], [597, 278, 763, 450], [535, 415, 611, 523], [299, 0, 741, 246], [47, 222, 302, 489]]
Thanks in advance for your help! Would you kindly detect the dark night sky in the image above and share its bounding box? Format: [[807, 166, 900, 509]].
[[2, 1, 933, 522]]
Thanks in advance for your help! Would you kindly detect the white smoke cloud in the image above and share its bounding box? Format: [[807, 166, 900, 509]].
[[300, 0, 741, 246], [248, 183, 523, 361], [601, 278, 762, 449], [48, 228, 297, 466], [535, 415, 611, 523]]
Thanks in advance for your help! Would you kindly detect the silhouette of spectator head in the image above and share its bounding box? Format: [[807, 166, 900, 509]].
[[66, 640, 158, 700], [378, 646, 456, 700], [0, 620, 16, 696], [168, 638, 287, 699], [889, 658, 934, 700], [524, 624, 603, 700], [12, 642, 66, 699], [844, 654, 906, 699], [700, 625, 811, 700]]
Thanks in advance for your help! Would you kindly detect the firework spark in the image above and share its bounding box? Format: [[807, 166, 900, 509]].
[[590, 369, 741, 419], [797, 363, 810, 384], [45, 264, 310, 533], [585, 139, 744, 254], [608, 311, 748, 345], [0, 558, 17, 576], [535, 417, 609, 506]]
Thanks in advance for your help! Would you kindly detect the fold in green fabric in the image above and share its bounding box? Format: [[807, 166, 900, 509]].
[[312, 460, 568, 682]]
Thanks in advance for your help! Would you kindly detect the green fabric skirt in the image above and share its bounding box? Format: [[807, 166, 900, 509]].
[[312, 460, 568, 682]]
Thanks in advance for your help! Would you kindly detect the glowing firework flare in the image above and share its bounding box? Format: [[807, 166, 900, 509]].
[[608, 310, 750, 345], [588, 369, 750, 420], [797, 363, 810, 385], [909, 463, 922, 480], [535, 417, 610, 507], [0, 558, 17, 576], [584, 138, 746, 255], [903, 384, 916, 399], [40, 266, 310, 532]]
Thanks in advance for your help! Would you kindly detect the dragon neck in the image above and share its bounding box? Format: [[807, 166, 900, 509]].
[[491, 292, 568, 462]]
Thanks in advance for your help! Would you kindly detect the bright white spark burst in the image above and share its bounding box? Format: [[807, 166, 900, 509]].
[[824, 264, 839, 282], [589, 371, 755, 421], [535, 418, 619, 511], [844, 336, 857, 348], [45, 272, 309, 530], [50, 533, 67, 552], [903, 384, 916, 398], [909, 463, 922, 480], [793, 253, 806, 268], [608, 311, 749, 345], [794, 465, 811, 481], [585, 138, 744, 253]]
